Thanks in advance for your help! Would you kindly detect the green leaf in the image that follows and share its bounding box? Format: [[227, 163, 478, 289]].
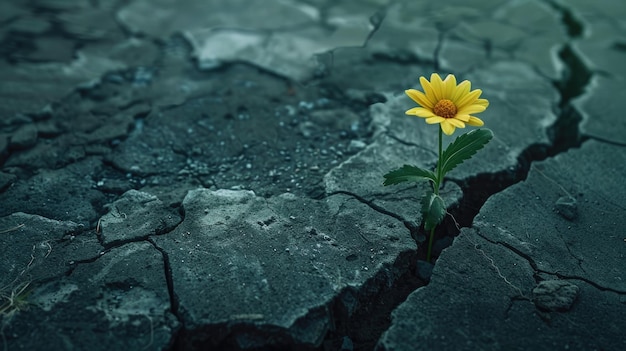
[[383, 165, 437, 186], [440, 128, 493, 176], [421, 191, 446, 231]]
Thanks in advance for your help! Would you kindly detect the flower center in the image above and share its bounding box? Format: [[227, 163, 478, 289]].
[[433, 99, 457, 119]]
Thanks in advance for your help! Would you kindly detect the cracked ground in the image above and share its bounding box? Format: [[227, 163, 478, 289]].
[[1, 0, 625, 350]]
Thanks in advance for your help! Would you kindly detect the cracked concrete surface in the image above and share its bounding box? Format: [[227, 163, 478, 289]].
[[152, 188, 415, 349], [377, 140, 626, 350], [0, 0, 624, 350]]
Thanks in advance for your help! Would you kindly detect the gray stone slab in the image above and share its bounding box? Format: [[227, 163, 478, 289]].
[[99, 190, 182, 246], [0, 0, 156, 120], [0, 57, 124, 120], [574, 76, 626, 149], [369, 93, 440, 153], [368, 0, 565, 79], [117, 0, 319, 37], [0, 158, 106, 223], [447, 1, 565, 79], [378, 229, 625, 351], [366, 1, 440, 63], [0, 158, 105, 225], [57, 7, 124, 41], [574, 26, 626, 78], [377, 140, 626, 350], [185, 16, 375, 81], [3, 241, 178, 350], [151, 188, 415, 349], [118, 0, 379, 81], [561, 0, 626, 144], [0, 212, 100, 289], [473, 140, 625, 290]]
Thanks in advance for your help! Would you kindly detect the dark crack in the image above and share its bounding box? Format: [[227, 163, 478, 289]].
[[325, 190, 420, 240], [475, 228, 626, 295], [548, 272, 626, 295], [435, 6, 594, 257], [444, 140, 548, 250], [386, 134, 438, 158], [475, 227, 542, 283], [548, 45, 591, 153], [147, 237, 184, 349], [546, 2, 591, 151], [545, 0, 585, 39], [323, 250, 422, 351], [167, 246, 420, 351], [284, 190, 423, 351]]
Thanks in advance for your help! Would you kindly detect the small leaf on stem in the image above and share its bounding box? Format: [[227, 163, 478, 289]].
[[383, 165, 437, 186], [440, 128, 493, 176], [421, 191, 446, 231]]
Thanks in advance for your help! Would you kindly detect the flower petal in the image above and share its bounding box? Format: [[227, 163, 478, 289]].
[[419, 76, 438, 105], [406, 107, 435, 118], [447, 118, 466, 128], [425, 116, 445, 124], [467, 116, 485, 126], [451, 80, 471, 103], [455, 114, 471, 122], [442, 74, 457, 99], [440, 120, 456, 135], [455, 89, 482, 109], [475, 98, 489, 107], [457, 104, 487, 115], [430, 73, 444, 101], [405, 89, 434, 108]]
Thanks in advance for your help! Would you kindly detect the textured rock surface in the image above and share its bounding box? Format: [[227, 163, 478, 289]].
[[377, 140, 626, 351], [7, 241, 179, 350], [1, 0, 624, 350], [151, 188, 415, 349], [532, 280, 579, 312], [99, 190, 182, 246], [565, 0, 626, 145]]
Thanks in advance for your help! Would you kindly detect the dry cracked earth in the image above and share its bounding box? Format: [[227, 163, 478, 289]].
[[0, 0, 625, 350]]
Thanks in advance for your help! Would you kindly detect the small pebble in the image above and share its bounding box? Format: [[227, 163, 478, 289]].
[[555, 196, 577, 220]]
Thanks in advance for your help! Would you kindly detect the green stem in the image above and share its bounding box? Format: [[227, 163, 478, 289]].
[[427, 127, 444, 262], [435, 127, 443, 195]]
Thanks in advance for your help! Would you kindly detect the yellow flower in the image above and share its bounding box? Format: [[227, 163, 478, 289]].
[[405, 73, 489, 135]]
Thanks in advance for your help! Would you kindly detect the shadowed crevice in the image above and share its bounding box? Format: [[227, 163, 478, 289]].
[[147, 237, 185, 350]]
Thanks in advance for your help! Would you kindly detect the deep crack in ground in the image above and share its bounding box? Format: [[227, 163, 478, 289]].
[[444, 3, 593, 249]]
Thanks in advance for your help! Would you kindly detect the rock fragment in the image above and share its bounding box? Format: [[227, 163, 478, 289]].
[[99, 190, 182, 246], [555, 196, 577, 220], [532, 280, 579, 312], [9, 124, 38, 149]]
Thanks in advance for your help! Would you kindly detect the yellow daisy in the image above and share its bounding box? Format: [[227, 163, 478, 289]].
[[405, 73, 489, 135]]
